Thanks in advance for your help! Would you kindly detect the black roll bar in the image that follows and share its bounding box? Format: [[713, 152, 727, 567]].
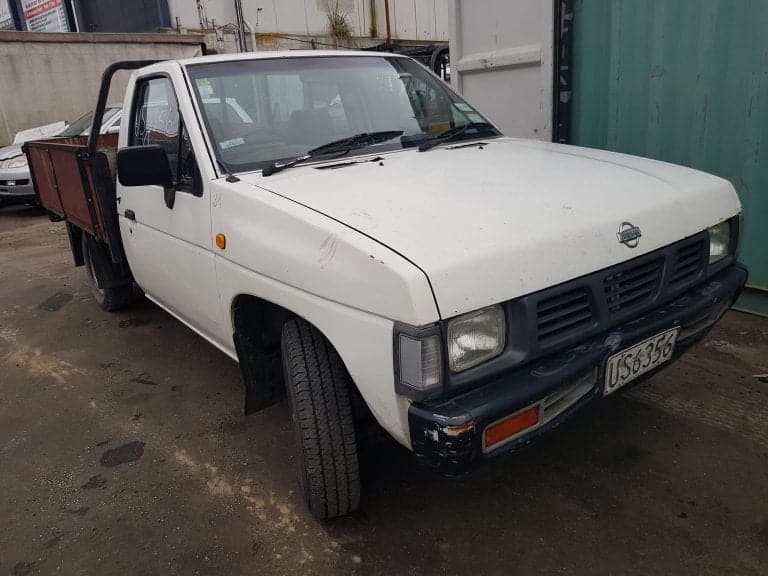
[[86, 60, 161, 158]]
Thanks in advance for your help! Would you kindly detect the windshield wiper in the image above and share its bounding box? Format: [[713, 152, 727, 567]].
[[262, 130, 404, 177], [417, 122, 497, 152], [308, 130, 404, 156]]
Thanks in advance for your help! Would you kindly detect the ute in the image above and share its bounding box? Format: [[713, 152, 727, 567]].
[[24, 53, 747, 519]]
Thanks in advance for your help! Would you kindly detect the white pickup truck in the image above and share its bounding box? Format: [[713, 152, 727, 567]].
[[25, 52, 747, 519]]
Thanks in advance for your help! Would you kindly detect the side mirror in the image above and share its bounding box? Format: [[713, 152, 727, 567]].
[[117, 145, 176, 208]]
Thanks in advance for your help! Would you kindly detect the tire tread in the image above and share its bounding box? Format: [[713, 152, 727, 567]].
[[282, 319, 360, 518], [82, 233, 133, 312]]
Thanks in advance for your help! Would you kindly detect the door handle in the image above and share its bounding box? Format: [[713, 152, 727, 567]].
[[124, 209, 136, 221]]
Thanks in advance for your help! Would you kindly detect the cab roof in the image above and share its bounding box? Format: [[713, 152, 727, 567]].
[[175, 50, 406, 67]]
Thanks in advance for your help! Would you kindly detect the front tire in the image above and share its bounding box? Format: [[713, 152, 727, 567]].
[[281, 319, 361, 519], [81, 233, 134, 312]]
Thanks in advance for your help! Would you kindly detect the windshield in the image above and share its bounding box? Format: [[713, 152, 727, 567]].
[[187, 56, 500, 173], [58, 108, 120, 137]]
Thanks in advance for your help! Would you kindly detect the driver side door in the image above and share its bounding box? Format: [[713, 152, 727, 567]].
[[118, 74, 225, 345]]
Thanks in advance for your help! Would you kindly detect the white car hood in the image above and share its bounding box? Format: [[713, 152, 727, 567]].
[[12, 121, 67, 145], [245, 137, 740, 319], [0, 144, 23, 161]]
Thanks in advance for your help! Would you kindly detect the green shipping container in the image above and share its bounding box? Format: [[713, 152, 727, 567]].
[[569, 0, 768, 315]]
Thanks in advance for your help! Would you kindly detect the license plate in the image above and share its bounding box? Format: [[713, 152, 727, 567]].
[[604, 328, 679, 395]]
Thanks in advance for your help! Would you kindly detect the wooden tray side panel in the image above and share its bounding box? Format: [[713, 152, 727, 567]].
[[47, 148, 96, 236], [27, 146, 64, 216]]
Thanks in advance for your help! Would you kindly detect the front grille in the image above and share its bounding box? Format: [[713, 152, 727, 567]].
[[0, 179, 29, 186], [536, 287, 594, 343], [669, 239, 706, 288], [603, 257, 664, 315], [532, 233, 710, 349], [444, 229, 725, 395]]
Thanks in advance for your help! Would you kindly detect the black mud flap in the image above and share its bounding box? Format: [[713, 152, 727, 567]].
[[66, 223, 85, 267], [233, 331, 285, 414]]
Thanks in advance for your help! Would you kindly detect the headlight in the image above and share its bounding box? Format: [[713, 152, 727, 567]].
[[395, 328, 442, 398], [707, 221, 731, 264], [5, 155, 28, 169], [447, 305, 506, 372]]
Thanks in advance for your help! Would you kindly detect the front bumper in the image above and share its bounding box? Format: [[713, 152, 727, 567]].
[[408, 263, 748, 475], [0, 165, 35, 203]]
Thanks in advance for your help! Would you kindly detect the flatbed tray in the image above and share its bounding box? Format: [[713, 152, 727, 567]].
[[25, 133, 123, 262]]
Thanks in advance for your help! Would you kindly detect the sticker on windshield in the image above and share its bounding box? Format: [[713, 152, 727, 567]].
[[454, 102, 474, 112], [220, 137, 245, 150], [428, 121, 451, 135], [196, 78, 214, 98]]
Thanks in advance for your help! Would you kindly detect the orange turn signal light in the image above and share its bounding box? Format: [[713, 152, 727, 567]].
[[215, 233, 226, 249], [484, 406, 540, 449]]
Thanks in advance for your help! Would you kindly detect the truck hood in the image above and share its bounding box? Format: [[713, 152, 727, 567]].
[[244, 137, 740, 319]]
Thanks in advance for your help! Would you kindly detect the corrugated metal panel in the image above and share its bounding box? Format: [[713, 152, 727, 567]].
[[570, 0, 768, 314], [388, 0, 444, 41], [391, 0, 417, 38]]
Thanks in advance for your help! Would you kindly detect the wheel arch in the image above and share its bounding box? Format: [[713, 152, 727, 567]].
[[222, 273, 411, 447], [230, 292, 369, 418]]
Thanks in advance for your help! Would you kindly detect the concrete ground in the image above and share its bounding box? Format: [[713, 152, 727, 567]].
[[1, 204, 767, 576]]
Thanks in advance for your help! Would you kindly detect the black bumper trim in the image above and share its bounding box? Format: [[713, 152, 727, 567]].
[[408, 263, 748, 475]]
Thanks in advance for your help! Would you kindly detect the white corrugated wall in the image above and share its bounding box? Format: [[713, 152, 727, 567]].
[[167, 0, 448, 41]]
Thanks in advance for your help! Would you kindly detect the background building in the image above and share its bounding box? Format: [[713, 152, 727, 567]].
[[0, 0, 449, 49]]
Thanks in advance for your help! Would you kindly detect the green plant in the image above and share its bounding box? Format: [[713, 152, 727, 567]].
[[326, 0, 352, 41]]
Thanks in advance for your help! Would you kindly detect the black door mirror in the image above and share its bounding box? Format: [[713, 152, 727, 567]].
[[117, 145, 173, 187], [117, 145, 176, 208]]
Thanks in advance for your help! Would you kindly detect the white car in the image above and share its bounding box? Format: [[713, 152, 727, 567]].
[[0, 107, 121, 207], [27, 52, 747, 519]]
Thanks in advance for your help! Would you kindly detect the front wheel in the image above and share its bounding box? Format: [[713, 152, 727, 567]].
[[81, 233, 134, 312], [281, 318, 361, 519]]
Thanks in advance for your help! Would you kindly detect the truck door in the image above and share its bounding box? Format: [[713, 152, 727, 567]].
[[118, 74, 225, 345]]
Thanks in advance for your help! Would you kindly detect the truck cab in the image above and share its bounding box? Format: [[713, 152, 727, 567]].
[[25, 53, 747, 519]]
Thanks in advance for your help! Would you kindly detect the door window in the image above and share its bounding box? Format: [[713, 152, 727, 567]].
[[132, 76, 198, 192]]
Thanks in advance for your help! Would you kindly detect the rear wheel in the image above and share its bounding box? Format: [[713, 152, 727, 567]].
[[281, 318, 361, 519], [81, 233, 134, 312]]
